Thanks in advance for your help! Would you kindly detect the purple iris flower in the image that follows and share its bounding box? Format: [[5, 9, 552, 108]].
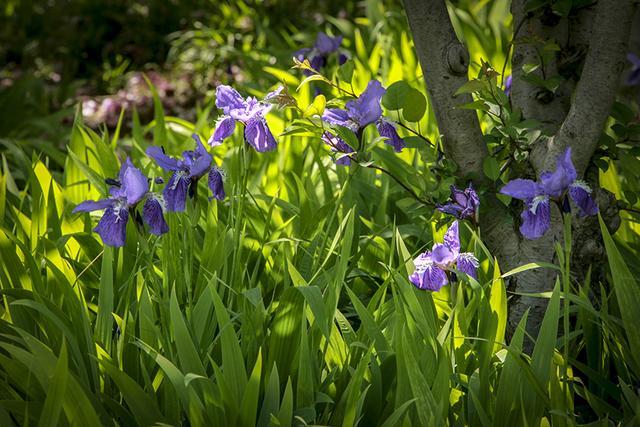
[[146, 134, 225, 212], [321, 131, 355, 165], [409, 221, 479, 291], [500, 147, 598, 240], [321, 80, 405, 164], [323, 80, 385, 130], [295, 32, 344, 76], [504, 75, 512, 96], [437, 183, 480, 222], [73, 158, 168, 247], [626, 53, 640, 85], [210, 85, 279, 152]]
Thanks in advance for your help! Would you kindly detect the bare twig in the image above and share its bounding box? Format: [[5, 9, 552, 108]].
[[620, 205, 640, 215], [365, 163, 432, 206], [396, 121, 436, 148], [500, 16, 528, 86]]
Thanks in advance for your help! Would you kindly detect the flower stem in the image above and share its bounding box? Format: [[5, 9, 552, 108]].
[[619, 205, 640, 215], [561, 212, 572, 421], [500, 16, 528, 87], [396, 121, 437, 149], [364, 163, 433, 207]]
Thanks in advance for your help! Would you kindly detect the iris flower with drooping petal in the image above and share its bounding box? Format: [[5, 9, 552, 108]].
[[210, 85, 279, 152], [146, 134, 225, 212], [500, 147, 598, 240], [437, 183, 480, 222], [320, 80, 406, 164], [295, 32, 345, 76], [73, 158, 168, 247], [323, 80, 385, 130], [409, 221, 479, 291]]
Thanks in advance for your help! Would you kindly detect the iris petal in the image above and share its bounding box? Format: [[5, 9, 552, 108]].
[[569, 182, 598, 216], [94, 206, 129, 247], [627, 68, 640, 86], [627, 54, 640, 85], [431, 243, 456, 266], [73, 199, 114, 213], [321, 131, 354, 166], [294, 47, 312, 61], [436, 202, 465, 218], [412, 251, 433, 271], [376, 120, 405, 152], [244, 118, 277, 152], [504, 75, 512, 96], [419, 265, 449, 291], [520, 197, 551, 240], [216, 85, 247, 114], [210, 116, 236, 146], [315, 32, 342, 55], [228, 97, 271, 122], [118, 157, 135, 182], [122, 165, 149, 205], [163, 172, 190, 212], [188, 134, 212, 178], [410, 252, 448, 291], [346, 80, 385, 127], [457, 252, 479, 280], [142, 197, 169, 235], [501, 179, 541, 200], [437, 184, 480, 221], [540, 148, 577, 197], [322, 109, 351, 127], [146, 147, 181, 171], [466, 184, 480, 210], [628, 52, 640, 67], [309, 55, 326, 72], [208, 168, 225, 200], [264, 86, 284, 101], [443, 221, 460, 257], [451, 186, 468, 206]]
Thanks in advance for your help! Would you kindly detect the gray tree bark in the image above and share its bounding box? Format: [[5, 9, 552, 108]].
[[402, 0, 487, 181], [510, 0, 573, 135], [403, 0, 634, 350], [531, 0, 634, 175]]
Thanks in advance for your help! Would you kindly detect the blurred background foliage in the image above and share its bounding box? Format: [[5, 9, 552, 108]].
[[1, 0, 356, 84], [0, 0, 370, 177], [0, 0, 514, 181]]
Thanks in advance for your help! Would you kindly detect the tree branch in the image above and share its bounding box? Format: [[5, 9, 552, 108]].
[[533, 0, 636, 175], [510, 0, 573, 136], [402, 0, 487, 181]]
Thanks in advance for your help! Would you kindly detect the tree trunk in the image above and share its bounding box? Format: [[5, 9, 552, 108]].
[[403, 0, 633, 351]]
